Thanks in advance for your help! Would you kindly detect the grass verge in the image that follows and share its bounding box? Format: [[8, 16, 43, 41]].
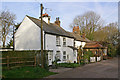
[[2, 66, 56, 78]]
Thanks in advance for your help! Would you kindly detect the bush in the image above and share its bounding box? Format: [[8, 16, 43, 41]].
[[107, 44, 117, 57], [57, 63, 80, 68], [80, 59, 85, 65], [116, 44, 120, 55], [83, 50, 94, 63]]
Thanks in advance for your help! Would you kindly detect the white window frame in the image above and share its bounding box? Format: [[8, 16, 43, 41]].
[[56, 36, 60, 46], [56, 51, 61, 60], [63, 51, 66, 61], [63, 37, 66, 46]]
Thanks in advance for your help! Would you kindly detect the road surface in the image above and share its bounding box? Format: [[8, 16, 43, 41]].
[[46, 57, 118, 78]]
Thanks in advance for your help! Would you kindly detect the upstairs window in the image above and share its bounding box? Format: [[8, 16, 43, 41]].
[[63, 37, 66, 46], [56, 36, 60, 46]]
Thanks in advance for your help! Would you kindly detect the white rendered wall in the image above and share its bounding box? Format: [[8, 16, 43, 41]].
[[75, 41, 86, 49], [45, 34, 77, 64], [43, 17, 49, 24], [15, 16, 44, 50]]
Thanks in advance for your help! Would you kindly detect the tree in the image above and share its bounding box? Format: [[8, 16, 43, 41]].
[[6, 39, 13, 48], [93, 22, 118, 45], [0, 10, 16, 47], [15, 22, 21, 31], [77, 46, 82, 64], [70, 11, 104, 40], [93, 22, 118, 57]]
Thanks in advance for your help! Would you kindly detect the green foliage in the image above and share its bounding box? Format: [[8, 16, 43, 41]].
[[107, 44, 117, 57], [116, 44, 120, 55], [83, 50, 94, 63], [57, 63, 80, 68], [85, 50, 94, 57], [80, 59, 85, 65], [2, 66, 56, 78]]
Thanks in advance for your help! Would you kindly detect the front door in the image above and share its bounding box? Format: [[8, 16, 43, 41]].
[[48, 51, 53, 65]]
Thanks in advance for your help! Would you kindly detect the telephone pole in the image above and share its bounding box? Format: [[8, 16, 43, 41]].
[[13, 24, 15, 51], [40, 3, 44, 68]]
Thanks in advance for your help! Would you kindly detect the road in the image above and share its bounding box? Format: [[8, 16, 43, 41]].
[[46, 57, 118, 78]]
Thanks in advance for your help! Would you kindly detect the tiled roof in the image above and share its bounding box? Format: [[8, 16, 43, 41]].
[[68, 32, 91, 42], [84, 42, 105, 49], [26, 15, 74, 38]]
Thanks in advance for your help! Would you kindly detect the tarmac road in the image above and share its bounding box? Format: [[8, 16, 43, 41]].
[[46, 57, 118, 78]]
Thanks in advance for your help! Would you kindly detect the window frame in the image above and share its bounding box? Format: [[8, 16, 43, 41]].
[[56, 51, 61, 60], [63, 37, 66, 47], [56, 36, 60, 46], [63, 51, 67, 61]]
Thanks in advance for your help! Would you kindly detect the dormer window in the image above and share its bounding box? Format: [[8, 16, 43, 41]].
[[56, 36, 60, 46]]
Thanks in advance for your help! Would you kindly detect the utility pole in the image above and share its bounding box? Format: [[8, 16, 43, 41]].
[[40, 3, 44, 68], [13, 24, 15, 51]]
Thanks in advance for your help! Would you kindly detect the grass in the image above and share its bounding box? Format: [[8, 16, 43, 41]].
[[57, 63, 81, 68], [2, 66, 56, 78]]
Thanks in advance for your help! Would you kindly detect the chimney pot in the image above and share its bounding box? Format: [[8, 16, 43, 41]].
[[55, 17, 60, 27], [41, 13, 50, 24], [73, 26, 80, 34]]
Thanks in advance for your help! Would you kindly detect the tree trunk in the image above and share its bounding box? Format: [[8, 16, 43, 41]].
[[3, 40, 5, 47]]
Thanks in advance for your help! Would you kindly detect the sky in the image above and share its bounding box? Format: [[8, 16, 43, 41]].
[[1, 2, 118, 32]]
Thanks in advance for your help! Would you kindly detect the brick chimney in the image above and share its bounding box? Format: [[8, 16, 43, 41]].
[[55, 17, 60, 27], [40, 13, 50, 24], [73, 26, 80, 34]]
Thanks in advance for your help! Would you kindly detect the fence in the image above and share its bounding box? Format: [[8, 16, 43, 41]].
[[1, 50, 48, 70], [0, 56, 36, 69]]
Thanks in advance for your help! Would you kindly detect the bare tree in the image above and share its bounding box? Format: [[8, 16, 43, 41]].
[[70, 11, 104, 40], [93, 22, 118, 45], [0, 10, 16, 47]]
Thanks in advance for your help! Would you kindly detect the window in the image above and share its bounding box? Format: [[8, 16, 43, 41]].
[[67, 54, 69, 60], [56, 36, 60, 46], [55, 51, 61, 60], [63, 51, 66, 61], [63, 37, 66, 46]]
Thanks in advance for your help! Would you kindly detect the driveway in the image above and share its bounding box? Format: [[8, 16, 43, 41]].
[[46, 57, 118, 78]]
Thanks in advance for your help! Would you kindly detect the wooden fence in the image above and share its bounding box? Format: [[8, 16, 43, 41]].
[[0, 56, 36, 70]]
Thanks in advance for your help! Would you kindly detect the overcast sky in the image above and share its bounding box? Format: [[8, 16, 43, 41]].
[[2, 2, 118, 32]]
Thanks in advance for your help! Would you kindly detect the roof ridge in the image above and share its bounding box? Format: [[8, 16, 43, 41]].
[[25, 15, 74, 38]]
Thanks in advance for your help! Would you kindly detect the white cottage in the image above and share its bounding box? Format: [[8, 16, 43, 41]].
[[15, 13, 78, 65]]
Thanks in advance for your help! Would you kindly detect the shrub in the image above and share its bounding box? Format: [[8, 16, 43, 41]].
[[107, 44, 117, 57], [83, 50, 94, 63], [57, 63, 80, 68]]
